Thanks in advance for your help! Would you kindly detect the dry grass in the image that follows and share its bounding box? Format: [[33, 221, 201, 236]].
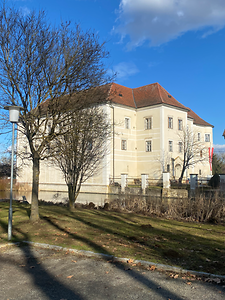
[[108, 194, 225, 223]]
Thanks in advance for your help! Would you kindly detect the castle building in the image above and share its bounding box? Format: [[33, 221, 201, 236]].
[[17, 82, 213, 194]]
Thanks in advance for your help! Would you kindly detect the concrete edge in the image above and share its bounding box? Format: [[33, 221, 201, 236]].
[[8, 241, 225, 280]]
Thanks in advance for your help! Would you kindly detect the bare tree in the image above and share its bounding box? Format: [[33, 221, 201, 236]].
[[157, 150, 172, 173], [0, 4, 112, 221], [51, 106, 111, 210], [213, 152, 225, 174], [178, 127, 207, 183]]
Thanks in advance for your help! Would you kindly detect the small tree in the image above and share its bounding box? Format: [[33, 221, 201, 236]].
[[0, 4, 112, 220], [51, 106, 111, 210], [212, 153, 222, 175], [178, 127, 207, 183], [0, 155, 11, 178], [216, 152, 225, 173]]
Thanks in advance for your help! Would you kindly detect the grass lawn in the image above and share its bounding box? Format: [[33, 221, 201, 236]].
[[0, 201, 225, 275]]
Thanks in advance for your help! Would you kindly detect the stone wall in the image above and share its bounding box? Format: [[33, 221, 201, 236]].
[[108, 185, 188, 199]]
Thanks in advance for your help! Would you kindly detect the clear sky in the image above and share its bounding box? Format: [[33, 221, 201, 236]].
[[1, 0, 225, 153]]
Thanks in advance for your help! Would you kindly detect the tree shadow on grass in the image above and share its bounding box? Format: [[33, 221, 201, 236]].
[[62, 209, 225, 275], [42, 216, 187, 300], [0, 218, 84, 300], [1, 205, 225, 299]]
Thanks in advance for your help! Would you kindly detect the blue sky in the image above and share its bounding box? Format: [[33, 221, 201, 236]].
[[1, 0, 225, 153]]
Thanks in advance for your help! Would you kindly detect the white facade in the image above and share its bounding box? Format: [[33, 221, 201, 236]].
[[16, 82, 213, 193]]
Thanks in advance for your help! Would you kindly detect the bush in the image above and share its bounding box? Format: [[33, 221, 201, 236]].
[[107, 194, 225, 223], [208, 173, 220, 189]]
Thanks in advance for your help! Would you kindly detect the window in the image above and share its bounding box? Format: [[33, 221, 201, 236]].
[[145, 117, 152, 130], [200, 150, 203, 158], [87, 140, 92, 150], [46, 144, 50, 154], [125, 117, 130, 129], [146, 140, 152, 152], [121, 139, 127, 150], [169, 140, 173, 152], [178, 142, 182, 153], [47, 124, 51, 134], [199, 169, 202, 175], [198, 132, 201, 141], [23, 146, 27, 154], [168, 117, 173, 129], [167, 164, 170, 172], [178, 119, 183, 130], [205, 134, 210, 142]]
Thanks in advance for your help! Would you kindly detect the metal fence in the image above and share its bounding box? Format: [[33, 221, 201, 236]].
[[109, 176, 212, 189]]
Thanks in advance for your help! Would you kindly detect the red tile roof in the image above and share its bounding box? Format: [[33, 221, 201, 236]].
[[187, 108, 213, 127], [108, 83, 136, 108], [109, 82, 213, 127], [133, 83, 188, 110]]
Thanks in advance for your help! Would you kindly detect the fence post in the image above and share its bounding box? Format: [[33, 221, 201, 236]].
[[121, 174, 128, 193], [190, 174, 198, 196], [163, 172, 170, 189], [220, 174, 225, 191], [141, 174, 148, 194]]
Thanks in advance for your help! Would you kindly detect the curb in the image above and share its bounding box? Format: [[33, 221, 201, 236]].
[[1, 241, 225, 280]]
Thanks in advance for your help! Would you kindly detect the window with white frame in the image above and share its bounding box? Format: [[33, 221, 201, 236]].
[[205, 134, 210, 142], [47, 124, 51, 134], [168, 117, 173, 129], [87, 140, 93, 150], [169, 140, 173, 152], [198, 132, 201, 141], [145, 117, 152, 130], [178, 119, 183, 130], [178, 142, 182, 153], [46, 144, 50, 154], [121, 139, 127, 150], [145, 140, 152, 152], [125, 117, 130, 129]]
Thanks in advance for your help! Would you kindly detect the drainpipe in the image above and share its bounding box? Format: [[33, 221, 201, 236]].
[[110, 104, 115, 183]]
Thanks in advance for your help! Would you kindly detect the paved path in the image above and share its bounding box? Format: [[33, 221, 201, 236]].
[[0, 245, 225, 300]]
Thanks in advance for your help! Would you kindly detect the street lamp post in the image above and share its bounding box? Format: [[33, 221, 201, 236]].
[[4, 105, 23, 241]]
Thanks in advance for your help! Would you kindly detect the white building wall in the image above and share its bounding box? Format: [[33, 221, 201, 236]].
[[16, 102, 213, 193]]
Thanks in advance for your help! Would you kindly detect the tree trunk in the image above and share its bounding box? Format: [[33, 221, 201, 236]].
[[179, 165, 186, 184], [68, 184, 75, 211], [30, 156, 40, 221]]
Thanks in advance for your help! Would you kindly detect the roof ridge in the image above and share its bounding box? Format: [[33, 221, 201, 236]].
[[108, 82, 114, 100], [132, 88, 137, 109], [156, 82, 164, 103]]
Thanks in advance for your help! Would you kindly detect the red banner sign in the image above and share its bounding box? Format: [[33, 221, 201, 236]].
[[209, 147, 214, 171]]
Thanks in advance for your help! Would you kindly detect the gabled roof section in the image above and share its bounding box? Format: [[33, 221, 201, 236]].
[[109, 82, 213, 128], [109, 82, 188, 111], [133, 83, 188, 110], [187, 108, 213, 127], [108, 83, 135, 108]]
